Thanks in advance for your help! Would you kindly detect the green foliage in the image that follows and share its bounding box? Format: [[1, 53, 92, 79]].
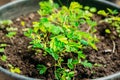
[[55, 68, 74, 80], [99, 11, 120, 37], [0, 48, 5, 53], [84, 6, 90, 10], [6, 27, 18, 31], [97, 10, 108, 16], [8, 64, 21, 74], [0, 20, 12, 25], [6, 32, 16, 38], [37, 64, 47, 74], [67, 59, 79, 69], [45, 47, 59, 60], [90, 7, 97, 13], [0, 44, 7, 53], [38, 1, 59, 16], [1, 55, 7, 61], [105, 29, 111, 34], [97, 9, 118, 16], [107, 8, 118, 15], [24, 1, 99, 79], [81, 60, 92, 68]]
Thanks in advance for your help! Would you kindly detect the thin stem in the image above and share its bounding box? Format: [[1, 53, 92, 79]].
[[112, 40, 116, 53]]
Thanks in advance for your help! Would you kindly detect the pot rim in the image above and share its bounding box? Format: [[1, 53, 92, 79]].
[[0, 0, 120, 80]]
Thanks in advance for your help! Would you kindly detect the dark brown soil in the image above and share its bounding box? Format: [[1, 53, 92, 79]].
[[0, 12, 120, 80]]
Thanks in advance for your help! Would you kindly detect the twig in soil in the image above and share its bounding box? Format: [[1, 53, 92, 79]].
[[104, 49, 112, 53], [112, 40, 116, 53], [99, 49, 112, 53]]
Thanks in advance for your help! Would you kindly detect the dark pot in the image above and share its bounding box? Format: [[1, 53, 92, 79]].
[[0, 0, 120, 80]]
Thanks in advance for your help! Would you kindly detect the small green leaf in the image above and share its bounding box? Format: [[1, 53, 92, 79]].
[[107, 8, 118, 15], [6, 27, 18, 31], [30, 39, 43, 48], [81, 60, 92, 68], [24, 28, 33, 37], [49, 25, 62, 34], [0, 44, 7, 47], [89, 42, 98, 50], [21, 21, 25, 26], [55, 35, 68, 44], [0, 48, 5, 52], [55, 68, 64, 79], [67, 59, 74, 69], [105, 29, 111, 34], [90, 7, 97, 13], [10, 67, 21, 74], [45, 48, 59, 60], [84, 6, 90, 10], [69, 2, 83, 10], [68, 71, 74, 77], [80, 39, 88, 46], [6, 32, 16, 38], [78, 51, 86, 59], [37, 64, 47, 74], [0, 20, 12, 25], [1, 55, 7, 62], [97, 10, 108, 16], [8, 64, 21, 74]]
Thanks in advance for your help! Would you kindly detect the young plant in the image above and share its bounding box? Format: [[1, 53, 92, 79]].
[[1, 55, 7, 62], [8, 64, 21, 74], [0, 44, 7, 53], [98, 9, 120, 37], [24, 1, 98, 79], [6, 32, 16, 38]]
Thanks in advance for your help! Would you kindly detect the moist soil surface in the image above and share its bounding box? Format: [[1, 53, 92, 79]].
[[0, 12, 120, 80]]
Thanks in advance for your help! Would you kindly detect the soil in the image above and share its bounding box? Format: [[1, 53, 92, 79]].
[[0, 12, 120, 80]]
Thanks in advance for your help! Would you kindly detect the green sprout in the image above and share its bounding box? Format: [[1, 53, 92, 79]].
[[6, 32, 16, 38], [1, 55, 7, 62], [105, 29, 111, 34], [0, 44, 7, 53], [37, 64, 47, 74], [8, 64, 21, 74], [0, 20, 12, 25], [90, 7, 97, 13]]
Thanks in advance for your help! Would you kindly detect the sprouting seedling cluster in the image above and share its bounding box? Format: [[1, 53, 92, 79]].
[[24, 1, 99, 79], [0, 43, 7, 62], [98, 8, 120, 37], [0, 20, 17, 38]]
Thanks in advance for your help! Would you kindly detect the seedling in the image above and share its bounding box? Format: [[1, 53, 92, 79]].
[[6, 32, 16, 38], [97, 10, 108, 16], [0, 48, 4, 53], [21, 21, 25, 27], [105, 29, 111, 34], [8, 64, 21, 74], [90, 7, 97, 13], [81, 60, 92, 68], [37, 64, 47, 74], [6, 27, 18, 31], [1, 55, 7, 62], [0, 20, 12, 26], [99, 9, 120, 37], [0, 44, 7, 53]]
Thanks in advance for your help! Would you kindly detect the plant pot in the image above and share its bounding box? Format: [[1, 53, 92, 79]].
[[0, 0, 120, 80]]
